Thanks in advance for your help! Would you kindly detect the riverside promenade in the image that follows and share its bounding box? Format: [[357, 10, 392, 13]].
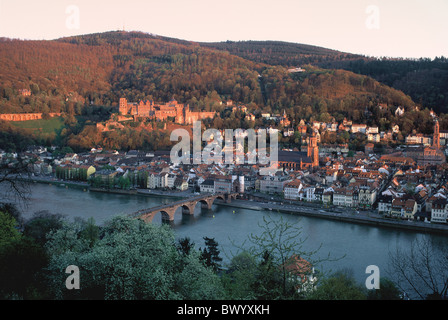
[[136, 188, 448, 235], [218, 199, 448, 235], [20, 177, 448, 235]]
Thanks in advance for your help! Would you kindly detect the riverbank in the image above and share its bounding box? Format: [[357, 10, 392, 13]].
[[136, 188, 190, 199], [21, 176, 89, 189], [219, 199, 448, 235], [89, 187, 137, 195], [18, 176, 448, 235]]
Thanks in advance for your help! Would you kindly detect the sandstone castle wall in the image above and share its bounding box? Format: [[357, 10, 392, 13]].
[[0, 113, 61, 121]]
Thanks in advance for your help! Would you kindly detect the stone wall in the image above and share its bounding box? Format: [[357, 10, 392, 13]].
[[0, 113, 61, 121]]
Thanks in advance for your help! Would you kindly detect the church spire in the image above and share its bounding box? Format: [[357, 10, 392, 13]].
[[433, 119, 440, 149]]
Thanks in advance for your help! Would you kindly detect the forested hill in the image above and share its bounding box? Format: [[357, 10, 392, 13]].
[[0, 30, 418, 121], [200, 40, 362, 67], [320, 57, 448, 114], [202, 40, 448, 114]]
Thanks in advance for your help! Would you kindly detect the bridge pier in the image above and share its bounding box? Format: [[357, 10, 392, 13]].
[[132, 193, 239, 223], [201, 201, 212, 210]]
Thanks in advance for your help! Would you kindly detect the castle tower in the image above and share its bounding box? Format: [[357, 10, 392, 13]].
[[119, 98, 128, 115], [175, 103, 185, 124], [307, 130, 319, 167], [433, 119, 440, 149]]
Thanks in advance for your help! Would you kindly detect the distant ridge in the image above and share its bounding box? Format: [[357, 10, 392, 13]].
[[199, 39, 363, 67]]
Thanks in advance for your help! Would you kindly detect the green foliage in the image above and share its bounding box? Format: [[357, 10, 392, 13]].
[[177, 236, 195, 256], [224, 215, 339, 300], [77, 217, 99, 248], [0, 236, 49, 299], [0, 120, 37, 152], [44, 216, 223, 299], [305, 269, 367, 300], [367, 277, 402, 300], [200, 236, 223, 273], [0, 211, 49, 299], [118, 176, 131, 190], [23, 211, 66, 246], [221, 251, 258, 299], [0, 211, 21, 247]]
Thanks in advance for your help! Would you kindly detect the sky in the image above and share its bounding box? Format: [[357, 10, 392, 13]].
[[0, 0, 447, 59]]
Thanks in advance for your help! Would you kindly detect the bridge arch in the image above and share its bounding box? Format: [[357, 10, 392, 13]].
[[215, 195, 226, 202], [198, 199, 212, 210], [160, 210, 172, 221], [132, 193, 239, 223]]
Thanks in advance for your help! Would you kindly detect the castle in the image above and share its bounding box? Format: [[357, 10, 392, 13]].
[[119, 97, 216, 125]]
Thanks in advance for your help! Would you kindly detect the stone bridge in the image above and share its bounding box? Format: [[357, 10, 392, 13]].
[[130, 193, 239, 223]]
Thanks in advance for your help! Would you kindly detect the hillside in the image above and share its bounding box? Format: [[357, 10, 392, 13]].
[[320, 57, 448, 114], [0, 38, 114, 113], [202, 40, 448, 113], [200, 40, 362, 67], [0, 31, 415, 114], [0, 30, 438, 152]]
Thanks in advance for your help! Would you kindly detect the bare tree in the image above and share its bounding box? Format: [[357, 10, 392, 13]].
[[388, 237, 448, 300], [0, 155, 32, 207], [229, 214, 343, 297]]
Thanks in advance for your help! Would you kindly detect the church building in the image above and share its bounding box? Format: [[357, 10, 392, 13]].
[[278, 130, 319, 170]]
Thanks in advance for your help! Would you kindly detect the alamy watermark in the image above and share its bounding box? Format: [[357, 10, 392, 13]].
[[66, 4, 80, 30], [170, 121, 278, 175], [365, 5, 380, 30], [365, 265, 380, 289], [65, 265, 80, 290]]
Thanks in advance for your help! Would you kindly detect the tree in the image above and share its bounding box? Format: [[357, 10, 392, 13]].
[[77, 217, 99, 248], [221, 251, 258, 299], [305, 269, 367, 300], [388, 237, 448, 300], [200, 236, 223, 273], [367, 277, 402, 300], [229, 214, 341, 299], [0, 211, 21, 247], [252, 250, 289, 299], [0, 211, 49, 299], [177, 237, 195, 256], [44, 216, 223, 299], [118, 176, 131, 190], [41, 112, 51, 120], [23, 211, 66, 246], [0, 155, 32, 204]]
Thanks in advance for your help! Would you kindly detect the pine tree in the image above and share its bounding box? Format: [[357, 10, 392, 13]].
[[200, 237, 222, 273]]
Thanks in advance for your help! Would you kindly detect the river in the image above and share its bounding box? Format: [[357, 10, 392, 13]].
[[2, 182, 447, 286]]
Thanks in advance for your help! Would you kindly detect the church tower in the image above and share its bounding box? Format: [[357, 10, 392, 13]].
[[433, 119, 440, 149], [307, 130, 319, 167]]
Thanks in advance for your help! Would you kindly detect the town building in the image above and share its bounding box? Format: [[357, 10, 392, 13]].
[[260, 172, 292, 194], [213, 175, 235, 194], [200, 179, 215, 193], [283, 180, 303, 201], [431, 198, 448, 223]]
